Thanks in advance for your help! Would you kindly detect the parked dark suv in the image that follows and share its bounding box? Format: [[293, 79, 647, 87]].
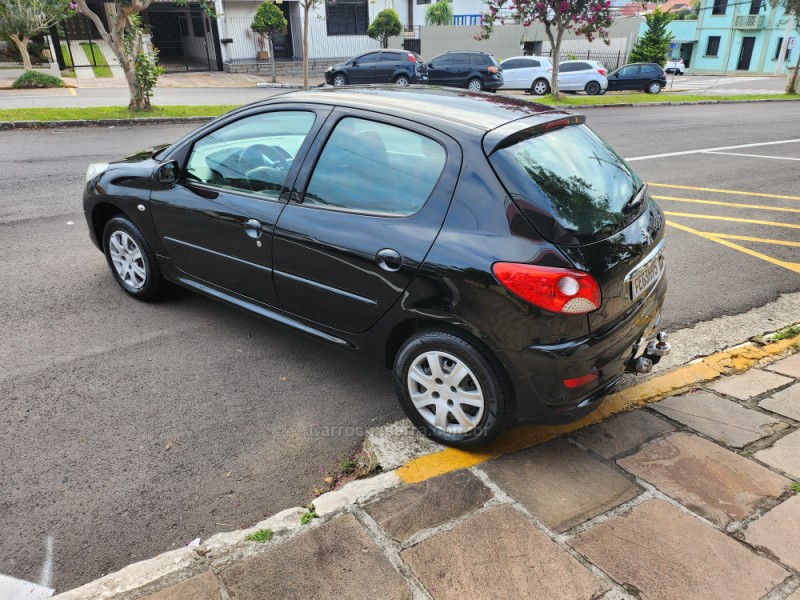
[[83, 87, 669, 449], [605, 63, 668, 94], [426, 51, 503, 92], [325, 50, 427, 86]]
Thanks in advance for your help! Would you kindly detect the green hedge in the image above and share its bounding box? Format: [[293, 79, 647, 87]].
[[12, 71, 65, 89]]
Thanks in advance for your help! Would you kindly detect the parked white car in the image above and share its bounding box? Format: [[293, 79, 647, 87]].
[[665, 58, 686, 75], [499, 56, 554, 95], [557, 60, 609, 95]]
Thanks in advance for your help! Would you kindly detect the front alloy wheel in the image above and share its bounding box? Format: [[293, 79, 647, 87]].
[[103, 215, 164, 301], [394, 330, 509, 448], [333, 73, 347, 87]]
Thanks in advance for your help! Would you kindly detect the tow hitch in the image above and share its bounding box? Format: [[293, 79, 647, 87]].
[[626, 331, 671, 374]]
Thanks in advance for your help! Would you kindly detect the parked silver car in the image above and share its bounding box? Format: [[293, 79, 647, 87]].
[[557, 60, 608, 95], [499, 56, 554, 95]]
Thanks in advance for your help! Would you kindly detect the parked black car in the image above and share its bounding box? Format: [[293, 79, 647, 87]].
[[425, 51, 503, 92], [83, 87, 669, 449], [605, 63, 667, 94], [324, 50, 427, 86]]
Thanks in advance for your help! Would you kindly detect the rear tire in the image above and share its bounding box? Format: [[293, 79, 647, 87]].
[[103, 215, 164, 301], [647, 81, 662, 94], [585, 81, 601, 95], [395, 75, 410, 86], [394, 330, 510, 449], [530, 78, 550, 96], [467, 78, 484, 92]]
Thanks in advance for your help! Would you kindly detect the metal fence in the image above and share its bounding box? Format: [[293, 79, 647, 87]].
[[541, 49, 628, 71], [0, 38, 52, 70]]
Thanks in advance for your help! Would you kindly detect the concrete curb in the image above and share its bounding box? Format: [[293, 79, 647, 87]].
[[255, 82, 305, 89], [0, 116, 215, 131], [52, 472, 401, 600]]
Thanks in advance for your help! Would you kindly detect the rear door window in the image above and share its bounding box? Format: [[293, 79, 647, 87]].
[[488, 124, 643, 245], [380, 52, 402, 63], [303, 117, 447, 216]]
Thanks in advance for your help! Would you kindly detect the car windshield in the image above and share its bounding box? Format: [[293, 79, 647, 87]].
[[489, 124, 643, 245]]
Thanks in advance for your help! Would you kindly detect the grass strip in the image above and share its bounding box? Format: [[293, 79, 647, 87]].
[[0, 105, 238, 122], [80, 42, 113, 78], [60, 43, 74, 68], [532, 92, 798, 105]]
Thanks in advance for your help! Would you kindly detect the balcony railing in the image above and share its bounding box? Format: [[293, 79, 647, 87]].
[[734, 14, 766, 28]]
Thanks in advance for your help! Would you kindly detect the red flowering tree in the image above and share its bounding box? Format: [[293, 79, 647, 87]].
[[478, 0, 614, 97]]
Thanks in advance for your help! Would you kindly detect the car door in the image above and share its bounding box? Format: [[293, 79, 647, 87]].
[[348, 51, 379, 83], [558, 62, 576, 90], [426, 53, 453, 85], [375, 51, 402, 82], [500, 59, 523, 87], [608, 65, 632, 90], [517, 58, 544, 88], [450, 53, 473, 86], [271, 111, 462, 334], [149, 107, 329, 306]]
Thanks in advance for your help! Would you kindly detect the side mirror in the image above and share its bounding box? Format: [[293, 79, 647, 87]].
[[352, 60, 359, 66], [155, 160, 179, 185]]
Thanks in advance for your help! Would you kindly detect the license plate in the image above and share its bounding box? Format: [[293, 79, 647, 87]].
[[629, 249, 665, 300]]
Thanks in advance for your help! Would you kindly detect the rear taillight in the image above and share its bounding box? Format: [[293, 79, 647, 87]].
[[407, 53, 417, 63], [597, 68, 607, 76], [488, 66, 499, 73], [492, 263, 601, 314]]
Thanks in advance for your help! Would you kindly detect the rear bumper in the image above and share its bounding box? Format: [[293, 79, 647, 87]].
[[497, 275, 667, 424]]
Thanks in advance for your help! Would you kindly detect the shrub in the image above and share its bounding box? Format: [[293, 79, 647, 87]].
[[12, 70, 65, 89], [425, 0, 454, 26], [367, 9, 403, 48]]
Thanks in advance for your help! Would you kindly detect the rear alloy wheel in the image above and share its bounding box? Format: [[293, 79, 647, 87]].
[[395, 75, 410, 86], [333, 73, 347, 87], [103, 215, 164, 301], [467, 78, 484, 92], [647, 81, 663, 94], [585, 81, 601, 95], [394, 330, 509, 448], [531, 78, 550, 95]]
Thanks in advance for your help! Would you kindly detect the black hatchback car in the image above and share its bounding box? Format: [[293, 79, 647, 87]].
[[605, 63, 668, 94], [83, 87, 669, 449], [425, 51, 503, 92], [324, 50, 427, 86]]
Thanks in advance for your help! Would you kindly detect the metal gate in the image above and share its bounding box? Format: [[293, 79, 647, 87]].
[[144, 9, 220, 72], [51, 12, 119, 71]]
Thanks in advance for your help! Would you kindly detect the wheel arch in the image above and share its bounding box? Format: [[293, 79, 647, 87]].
[[91, 202, 126, 252]]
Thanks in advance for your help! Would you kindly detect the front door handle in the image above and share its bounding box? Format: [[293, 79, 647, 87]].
[[244, 218, 262, 239], [376, 248, 402, 272]]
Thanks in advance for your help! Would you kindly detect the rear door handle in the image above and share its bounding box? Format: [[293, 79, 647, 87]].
[[376, 248, 402, 272], [244, 218, 263, 239]]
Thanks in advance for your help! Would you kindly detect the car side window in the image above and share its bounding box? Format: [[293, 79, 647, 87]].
[[618, 66, 633, 76], [525, 59, 541, 68], [184, 111, 315, 198], [380, 52, 401, 63], [574, 62, 591, 71], [559, 63, 574, 73], [303, 117, 447, 217], [502, 59, 522, 70], [432, 54, 453, 68], [358, 52, 379, 64], [469, 54, 485, 66]]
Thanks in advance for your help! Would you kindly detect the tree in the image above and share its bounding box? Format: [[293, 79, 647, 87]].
[[368, 8, 402, 49], [425, 0, 454, 25], [479, 0, 613, 97], [252, 1, 286, 84], [0, 0, 74, 71], [299, 0, 323, 90], [75, 0, 215, 110], [628, 8, 674, 66], [771, 0, 800, 93]]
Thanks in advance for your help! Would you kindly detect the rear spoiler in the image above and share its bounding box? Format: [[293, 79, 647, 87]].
[[483, 113, 586, 156]]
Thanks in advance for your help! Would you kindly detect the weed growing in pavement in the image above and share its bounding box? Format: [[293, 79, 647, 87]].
[[301, 505, 319, 525], [311, 448, 381, 498], [768, 324, 800, 342], [790, 482, 800, 495], [245, 529, 274, 542]]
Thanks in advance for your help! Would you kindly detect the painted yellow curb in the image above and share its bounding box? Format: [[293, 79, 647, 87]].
[[397, 335, 800, 484]]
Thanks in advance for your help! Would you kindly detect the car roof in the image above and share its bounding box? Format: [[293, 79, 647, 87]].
[[260, 86, 571, 134], [502, 55, 552, 61]]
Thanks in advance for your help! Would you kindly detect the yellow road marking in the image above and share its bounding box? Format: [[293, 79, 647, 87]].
[[648, 183, 800, 202], [653, 195, 800, 214], [709, 233, 800, 248], [69, 87, 76, 96], [397, 336, 800, 484], [667, 220, 800, 274], [663, 211, 800, 230]]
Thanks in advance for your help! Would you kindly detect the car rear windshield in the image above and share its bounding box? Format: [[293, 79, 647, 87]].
[[489, 124, 643, 246]]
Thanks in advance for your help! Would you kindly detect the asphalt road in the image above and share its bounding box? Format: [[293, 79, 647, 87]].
[[1, 101, 799, 592]]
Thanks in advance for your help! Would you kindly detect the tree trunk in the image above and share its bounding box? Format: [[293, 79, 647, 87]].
[[303, 2, 310, 90], [269, 37, 276, 83], [788, 50, 800, 94], [545, 27, 562, 97], [9, 34, 33, 71]]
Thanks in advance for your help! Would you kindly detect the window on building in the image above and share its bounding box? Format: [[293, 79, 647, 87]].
[[711, 0, 727, 14], [417, 0, 432, 4], [705, 36, 721, 56], [773, 38, 792, 60], [749, 0, 761, 15], [326, 0, 369, 35]]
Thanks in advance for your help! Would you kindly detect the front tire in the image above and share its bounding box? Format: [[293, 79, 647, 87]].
[[585, 81, 601, 95], [103, 215, 164, 301], [394, 330, 510, 449], [332, 73, 348, 87], [467, 78, 484, 92], [531, 78, 550, 96], [647, 81, 662, 94]]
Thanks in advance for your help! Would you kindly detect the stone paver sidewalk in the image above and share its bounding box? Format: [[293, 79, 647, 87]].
[[54, 350, 800, 600]]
